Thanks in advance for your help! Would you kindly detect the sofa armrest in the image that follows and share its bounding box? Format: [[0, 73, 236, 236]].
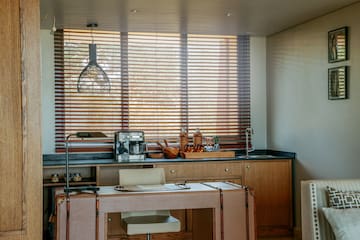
[[301, 181, 318, 240]]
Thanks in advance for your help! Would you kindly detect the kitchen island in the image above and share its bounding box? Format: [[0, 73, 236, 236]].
[[55, 182, 255, 240], [43, 150, 295, 239]]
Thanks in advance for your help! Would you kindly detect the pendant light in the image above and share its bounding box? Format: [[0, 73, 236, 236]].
[[77, 23, 110, 93]]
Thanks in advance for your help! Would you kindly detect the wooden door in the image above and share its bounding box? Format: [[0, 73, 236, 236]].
[[243, 160, 292, 236], [0, 0, 42, 239]]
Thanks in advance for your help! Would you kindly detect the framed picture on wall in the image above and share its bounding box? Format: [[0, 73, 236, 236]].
[[328, 66, 348, 100], [328, 27, 348, 63]]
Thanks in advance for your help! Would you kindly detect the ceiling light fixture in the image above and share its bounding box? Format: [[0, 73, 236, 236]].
[[77, 23, 110, 93]]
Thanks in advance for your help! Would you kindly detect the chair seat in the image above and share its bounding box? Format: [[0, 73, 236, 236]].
[[122, 215, 181, 235]]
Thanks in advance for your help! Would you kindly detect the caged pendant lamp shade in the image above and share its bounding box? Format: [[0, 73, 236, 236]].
[[77, 23, 110, 93]]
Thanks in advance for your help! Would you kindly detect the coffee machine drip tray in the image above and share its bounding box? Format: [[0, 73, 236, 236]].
[[116, 154, 146, 162]]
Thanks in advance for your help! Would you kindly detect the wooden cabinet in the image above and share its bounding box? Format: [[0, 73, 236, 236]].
[[243, 160, 292, 236], [158, 159, 293, 237], [156, 161, 243, 185]]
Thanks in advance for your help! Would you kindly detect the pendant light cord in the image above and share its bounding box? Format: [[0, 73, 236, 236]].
[[87, 23, 98, 44], [91, 25, 94, 44]]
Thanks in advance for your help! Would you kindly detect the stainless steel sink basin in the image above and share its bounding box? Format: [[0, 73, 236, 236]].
[[236, 154, 275, 159]]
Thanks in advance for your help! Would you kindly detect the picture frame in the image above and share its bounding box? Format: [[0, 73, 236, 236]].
[[328, 27, 348, 63], [328, 66, 348, 100]]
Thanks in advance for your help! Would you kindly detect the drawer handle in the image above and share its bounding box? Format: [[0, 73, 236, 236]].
[[246, 165, 250, 170], [170, 169, 176, 174], [108, 217, 112, 222], [224, 168, 229, 172]]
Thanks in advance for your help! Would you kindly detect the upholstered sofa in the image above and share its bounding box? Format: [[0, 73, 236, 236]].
[[301, 179, 360, 240]]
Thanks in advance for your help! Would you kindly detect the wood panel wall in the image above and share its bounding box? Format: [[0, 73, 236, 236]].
[[0, 0, 42, 239], [0, 0, 22, 232]]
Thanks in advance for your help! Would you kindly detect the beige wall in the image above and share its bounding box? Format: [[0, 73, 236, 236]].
[[267, 2, 360, 228], [41, 30, 55, 154], [251, 37, 267, 150]]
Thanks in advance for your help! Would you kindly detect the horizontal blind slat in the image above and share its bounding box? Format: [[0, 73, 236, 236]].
[[54, 29, 250, 152]]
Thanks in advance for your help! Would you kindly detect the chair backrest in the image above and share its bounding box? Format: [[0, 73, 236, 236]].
[[119, 168, 166, 186], [301, 179, 360, 240], [119, 168, 169, 218]]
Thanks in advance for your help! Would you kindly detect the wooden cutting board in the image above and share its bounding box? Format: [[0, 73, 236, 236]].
[[183, 151, 235, 159]]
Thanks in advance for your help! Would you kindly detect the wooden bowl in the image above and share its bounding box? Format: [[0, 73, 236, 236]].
[[148, 153, 164, 159], [163, 147, 179, 159]]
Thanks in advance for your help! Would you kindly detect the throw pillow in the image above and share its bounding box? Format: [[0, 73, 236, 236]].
[[327, 186, 360, 209], [322, 208, 360, 240]]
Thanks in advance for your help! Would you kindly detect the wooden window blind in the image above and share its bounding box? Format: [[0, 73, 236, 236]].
[[54, 29, 250, 152]]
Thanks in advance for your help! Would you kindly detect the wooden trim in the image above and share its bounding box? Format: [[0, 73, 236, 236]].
[[0, 0, 23, 232], [0, 230, 25, 237], [0, 0, 41, 239], [20, 0, 42, 238]]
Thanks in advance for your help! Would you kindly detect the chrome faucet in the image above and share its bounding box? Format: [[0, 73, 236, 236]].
[[245, 128, 254, 158]]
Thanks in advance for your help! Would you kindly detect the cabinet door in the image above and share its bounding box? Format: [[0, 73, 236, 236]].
[[0, 0, 42, 239], [243, 160, 292, 235]]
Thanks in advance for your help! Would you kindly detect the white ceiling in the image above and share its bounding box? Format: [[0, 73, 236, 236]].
[[40, 0, 359, 36]]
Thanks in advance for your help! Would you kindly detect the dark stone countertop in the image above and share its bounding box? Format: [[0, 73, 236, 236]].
[[43, 149, 296, 167]]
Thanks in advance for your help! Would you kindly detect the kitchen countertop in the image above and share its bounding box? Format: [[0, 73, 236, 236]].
[[43, 150, 295, 167]]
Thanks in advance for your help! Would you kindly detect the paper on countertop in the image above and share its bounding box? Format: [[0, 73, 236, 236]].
[[114, 184, 190, 192]]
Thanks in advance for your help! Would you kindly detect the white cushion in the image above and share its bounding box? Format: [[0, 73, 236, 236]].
[[123, 215, 181, 235], [321, 207, 360, 240]]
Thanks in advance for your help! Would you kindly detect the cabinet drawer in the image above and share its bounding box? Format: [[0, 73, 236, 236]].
[[205, 162, 242, 179], [157, 161, 242, 182]]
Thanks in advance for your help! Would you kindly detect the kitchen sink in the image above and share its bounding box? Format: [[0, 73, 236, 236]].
[[236, 154, 276, 159]]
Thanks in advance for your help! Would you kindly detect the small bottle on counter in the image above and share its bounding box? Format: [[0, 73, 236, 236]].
[[179, 127, 188, 153], [193, 128, 203, 146]]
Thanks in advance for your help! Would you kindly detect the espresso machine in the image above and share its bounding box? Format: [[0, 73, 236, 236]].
[[114, 131, 146, 162]]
